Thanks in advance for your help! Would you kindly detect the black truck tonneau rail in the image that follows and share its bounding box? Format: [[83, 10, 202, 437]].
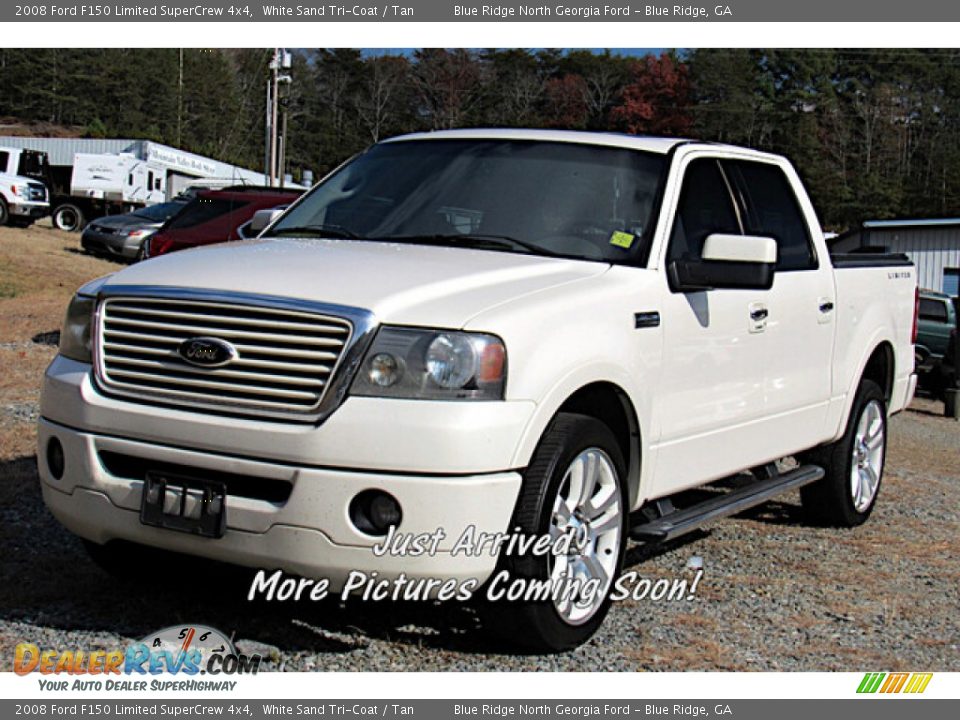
[[829, 252, 913, 269]]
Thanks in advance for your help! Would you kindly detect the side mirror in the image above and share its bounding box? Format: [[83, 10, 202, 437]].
[[669, 234, 777, 292], [248, 207, 284, 236]]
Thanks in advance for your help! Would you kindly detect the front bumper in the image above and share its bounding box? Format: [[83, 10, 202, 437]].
[[10, 201, 49, 218], [39, 418, 522, 588], [39, 356, 533, 586], [81, 229, 145, 259]]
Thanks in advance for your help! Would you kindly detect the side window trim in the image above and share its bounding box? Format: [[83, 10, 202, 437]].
[[665, 156, 744, 264], [717, 162, 745, 235], [722, 158, 820, 272]]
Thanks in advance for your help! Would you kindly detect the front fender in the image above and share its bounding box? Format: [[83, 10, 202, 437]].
[[509, 364, 650, 510]]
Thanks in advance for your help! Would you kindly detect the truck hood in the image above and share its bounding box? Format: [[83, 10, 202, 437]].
[[104, 237, 610, 327]]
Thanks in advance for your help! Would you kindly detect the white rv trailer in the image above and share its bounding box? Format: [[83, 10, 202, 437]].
[[0, 136, 284, 231], [70, 153, 167, 206]]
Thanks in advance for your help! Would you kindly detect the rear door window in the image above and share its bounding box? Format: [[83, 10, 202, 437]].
[[919, 298, 948, 323]]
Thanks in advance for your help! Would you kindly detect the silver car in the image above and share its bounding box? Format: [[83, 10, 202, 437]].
[[80, 200, 186, 261]]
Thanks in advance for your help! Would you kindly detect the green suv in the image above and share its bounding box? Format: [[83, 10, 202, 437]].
[[917, 289, 958, 397]]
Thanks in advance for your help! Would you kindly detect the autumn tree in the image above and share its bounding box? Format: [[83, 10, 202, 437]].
[[610, 54, 693, 136], [411, 49, 483, 129]]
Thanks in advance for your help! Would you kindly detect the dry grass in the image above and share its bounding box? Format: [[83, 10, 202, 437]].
[[0, 222, 116, 460]]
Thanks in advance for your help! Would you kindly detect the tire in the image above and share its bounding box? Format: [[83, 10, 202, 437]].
[[485, 412, 628, 652], [800, 379, 887, 527], [52, 204, 85, 232], [929, 371, 947, 402], [0, 199, 9, 226]]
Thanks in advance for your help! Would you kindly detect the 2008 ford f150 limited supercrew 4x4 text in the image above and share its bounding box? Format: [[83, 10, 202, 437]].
[[39, 130, 918, 651]]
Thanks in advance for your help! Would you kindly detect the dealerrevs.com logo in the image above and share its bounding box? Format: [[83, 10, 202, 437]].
[[857, 672, 933, 694], [14, 625, 261, 689]]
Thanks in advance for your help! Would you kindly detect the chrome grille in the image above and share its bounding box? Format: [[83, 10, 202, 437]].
[[27, 182, 46, 202], [96, 295, 354, 418]]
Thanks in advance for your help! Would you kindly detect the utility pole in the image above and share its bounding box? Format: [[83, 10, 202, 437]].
[[266, 49, 293, 187], [279, 95, 289, 188], [176, 48, 184, 148], [264, 64, 272, 183], [268, 48, 280, 187]]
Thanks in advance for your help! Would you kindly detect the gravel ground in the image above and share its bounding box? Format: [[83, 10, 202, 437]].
[[0, 224, 958, 671]]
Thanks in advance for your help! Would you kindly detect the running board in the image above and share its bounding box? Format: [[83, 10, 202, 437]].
[[630, 465, 825, 542]]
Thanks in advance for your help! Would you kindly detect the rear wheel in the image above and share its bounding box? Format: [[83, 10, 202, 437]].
[[52, 204, 85, 232], [0, 199, 9, 226], [800, 379, 886, 526], [487, 413, 627, 652]]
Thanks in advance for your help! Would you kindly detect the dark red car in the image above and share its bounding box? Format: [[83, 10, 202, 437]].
[[144, 186, 302, 259]]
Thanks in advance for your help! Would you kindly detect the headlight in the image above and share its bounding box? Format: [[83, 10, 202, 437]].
[[350, 327, 506, 401], [59, 294, 95, 363], [59, 275, 111, 364]]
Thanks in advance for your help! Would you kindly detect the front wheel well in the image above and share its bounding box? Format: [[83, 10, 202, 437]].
[[555, 382, 641, 506]]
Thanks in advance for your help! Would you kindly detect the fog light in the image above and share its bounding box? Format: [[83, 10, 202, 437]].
[[349, 490, 402, 536], [367, 352, 401, 387], [47, 437, 65, 480]]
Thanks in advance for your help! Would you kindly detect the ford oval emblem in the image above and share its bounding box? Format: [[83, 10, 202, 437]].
[[177, 337, 237, 368]]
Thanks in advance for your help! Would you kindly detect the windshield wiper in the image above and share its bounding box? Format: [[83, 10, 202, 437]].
[[378, 233, 561, 257], [267, 224, 364, 240]]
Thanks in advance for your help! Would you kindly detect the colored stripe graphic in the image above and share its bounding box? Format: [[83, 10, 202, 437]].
[[904, 673, 933, 694], [857, 672, 932, 694], [880, 673, 909, 693], [857, 673, 885, 693]]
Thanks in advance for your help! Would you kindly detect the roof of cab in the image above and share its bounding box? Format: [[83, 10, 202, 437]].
[[383, 128, 687, 154], [382, 129, 786, 163]]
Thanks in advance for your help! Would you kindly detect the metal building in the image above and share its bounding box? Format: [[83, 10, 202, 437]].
[[830, 218, 960, 296], [0, 136, 270, 197]]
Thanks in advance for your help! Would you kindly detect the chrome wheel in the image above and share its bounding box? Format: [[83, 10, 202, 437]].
[[55, 207, 81, 232], [549, 447, 623, 626], [850, 399, 885, 513]]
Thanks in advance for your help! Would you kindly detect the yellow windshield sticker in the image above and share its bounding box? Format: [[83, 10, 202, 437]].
[[609, 231, 635, 249]]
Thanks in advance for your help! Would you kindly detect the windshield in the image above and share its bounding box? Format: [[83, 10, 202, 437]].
[[165, 197, 247, 230], [133, 201, 186, 222], [17, 150, 50, 184], [265, 139, 666, 263]]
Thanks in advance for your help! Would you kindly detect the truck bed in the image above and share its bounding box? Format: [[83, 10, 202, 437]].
[[830, 252, 912, 269]]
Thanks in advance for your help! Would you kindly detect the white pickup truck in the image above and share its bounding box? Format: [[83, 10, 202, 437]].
[[0, 146, 50, 226], [39, 130, 918, 651]]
